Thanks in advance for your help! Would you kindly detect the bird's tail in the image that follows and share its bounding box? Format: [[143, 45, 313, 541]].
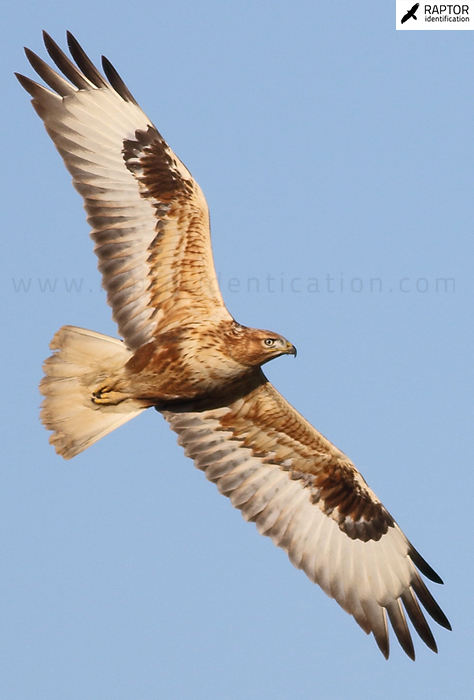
[[40, 325, 146, 459]]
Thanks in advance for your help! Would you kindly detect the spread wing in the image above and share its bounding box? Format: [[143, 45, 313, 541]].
[[161, 377, 451, 659], [16, 32, 230, 350]]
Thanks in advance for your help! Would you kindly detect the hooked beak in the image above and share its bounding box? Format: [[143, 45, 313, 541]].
[[285, 341, 297, 357]]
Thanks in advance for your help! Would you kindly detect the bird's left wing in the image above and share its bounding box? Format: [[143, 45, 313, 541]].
[[161, 377, 450, 659], [16, 32, 230, 350]]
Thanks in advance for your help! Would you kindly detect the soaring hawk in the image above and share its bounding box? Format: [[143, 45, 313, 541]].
[[16, 32, 451, 659]]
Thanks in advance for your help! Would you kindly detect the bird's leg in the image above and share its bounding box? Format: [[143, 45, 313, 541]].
[[91, 385, 127, 406]]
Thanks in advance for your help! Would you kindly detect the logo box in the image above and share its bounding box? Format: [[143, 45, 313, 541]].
[[396, 1, 474, 29]]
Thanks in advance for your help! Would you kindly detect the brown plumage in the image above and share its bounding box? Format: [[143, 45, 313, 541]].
[[16, 32, 451, 660]]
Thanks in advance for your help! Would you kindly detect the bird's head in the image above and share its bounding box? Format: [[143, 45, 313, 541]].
[[225, 325, 297, 367]]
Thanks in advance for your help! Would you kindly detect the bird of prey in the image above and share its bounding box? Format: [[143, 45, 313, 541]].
[[16, 32, 450, 660], [401, 2, 420, 23]]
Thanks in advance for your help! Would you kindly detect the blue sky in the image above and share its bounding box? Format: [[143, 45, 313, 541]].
[[2, 2, 473, 698]]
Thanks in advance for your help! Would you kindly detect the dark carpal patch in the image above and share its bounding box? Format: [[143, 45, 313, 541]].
[[282, 462, 394, 542], [123, 126, 193, 202]]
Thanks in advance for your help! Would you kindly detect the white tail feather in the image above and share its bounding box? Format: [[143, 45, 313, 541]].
[[40, 326, 146, 459]]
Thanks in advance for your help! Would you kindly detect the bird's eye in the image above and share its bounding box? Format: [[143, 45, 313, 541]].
[[264, 338, 275, 347]]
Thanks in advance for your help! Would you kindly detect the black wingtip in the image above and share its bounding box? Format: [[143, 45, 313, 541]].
[[14, 71, 37, 96], [440, 615, 453, 632], [401, 588, 440, 653], [65, 31, 108, 89], [373, 632, 390, 660], [65, 31, 84, 61], [412, 573, 452, 631], [23, 46, 45, 72], [409, 544, 444, 584], [101, 55, 138, 105], [400, 640, 416, 661], [14, 71, 26, 88], [66, 30, 77, 45], [386, 603, 416, 660], [42, 30, 55, 56]]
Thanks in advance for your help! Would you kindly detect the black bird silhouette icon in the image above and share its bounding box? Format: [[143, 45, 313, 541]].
[[401, 2, 420, 23]]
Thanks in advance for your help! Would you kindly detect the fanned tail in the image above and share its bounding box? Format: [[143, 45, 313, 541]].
[[40, 326, 146, 459]]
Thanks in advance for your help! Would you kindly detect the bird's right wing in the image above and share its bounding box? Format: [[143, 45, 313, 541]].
[[16, 32, 231, 350]]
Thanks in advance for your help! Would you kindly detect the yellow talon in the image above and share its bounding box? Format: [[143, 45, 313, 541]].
[[91, 387, 124, 406]]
